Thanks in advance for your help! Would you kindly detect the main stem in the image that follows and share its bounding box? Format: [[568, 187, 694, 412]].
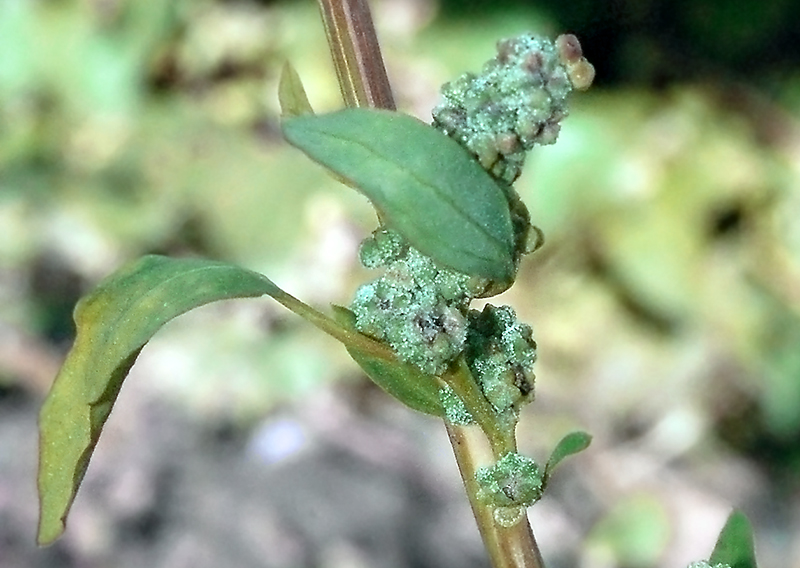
[[447, 423, 545, 568], [317, 0, 396, 110], [315, 1, 544, 567]]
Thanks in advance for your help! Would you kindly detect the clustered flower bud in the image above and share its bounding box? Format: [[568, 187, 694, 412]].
[[349, 33, 591, 527], [352, 32, 587, 402], [351, 228, 480, 376], [464, 304, 537, 413], [687, 563, 731, 568], [432, 33, 594, 184], [476, 452, 543, 507]]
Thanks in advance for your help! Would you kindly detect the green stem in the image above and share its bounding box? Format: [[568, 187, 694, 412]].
[[267, 286, 390, 358], [446, 423, 545, 568], [442, 357, 517, 455]]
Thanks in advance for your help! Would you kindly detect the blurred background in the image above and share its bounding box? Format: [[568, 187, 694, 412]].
[[1, 0, 799, 567]]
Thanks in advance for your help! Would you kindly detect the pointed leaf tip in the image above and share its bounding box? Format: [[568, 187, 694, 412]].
[[709, 510, 758, 568], [282, 108, 516, 283], [279, 62, 314, 117]]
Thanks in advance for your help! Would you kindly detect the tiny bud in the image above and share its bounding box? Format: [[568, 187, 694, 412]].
[[555, 34, 583, 63], [523, 51, 544, 75], [523, 225, 545, 254], [567, 59, 595, 90], [475, 144, 499, 170], [495, 132, 520, 155], [496, 38, 515, 63], [516, 116, 542, 142], [476, 452, 543, 509], [433, 107, 464, 134], [537, 122, 561, 145]]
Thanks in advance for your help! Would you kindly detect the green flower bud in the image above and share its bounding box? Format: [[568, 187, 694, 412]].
[[432, 33, 593, 184], [358, 228, 408, 268], [465, 304, 537, 413], [351, 228, 475, 376], [476, 452, 543, 509]]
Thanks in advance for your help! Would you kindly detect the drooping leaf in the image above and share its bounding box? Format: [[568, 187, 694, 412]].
[[332, 305, 445, 417], [278, 61, 314, 117], [37, 256, 276, 544], [282, 109, 516, 283], [709, 510, 758, 568], [37, 255, 385, 545], [543, 430, 592, 485]]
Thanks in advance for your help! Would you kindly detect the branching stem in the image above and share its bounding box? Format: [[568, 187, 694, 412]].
[[314, 2, 545, 566], [447, 423, 545, 568]]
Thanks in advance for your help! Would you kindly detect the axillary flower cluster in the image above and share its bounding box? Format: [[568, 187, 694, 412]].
[[350, 33, 593, 516]]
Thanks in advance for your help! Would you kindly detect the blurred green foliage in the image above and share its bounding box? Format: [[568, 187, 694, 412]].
[[1, 0, 799, 441], [0, 0, 358, 404], [586, 494, 671, 567], [1, 2, 800, 560]]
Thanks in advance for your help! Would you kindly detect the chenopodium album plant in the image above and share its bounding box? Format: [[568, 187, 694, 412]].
[[35, 18, 758, 568]]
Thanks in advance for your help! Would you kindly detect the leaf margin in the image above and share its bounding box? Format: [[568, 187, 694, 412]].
[[709, 510, 758, 568]]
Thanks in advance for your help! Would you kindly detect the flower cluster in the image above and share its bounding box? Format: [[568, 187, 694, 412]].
[[351, 228, 481, 376], [476, 451, 543, 507], [465, 304, 537, 413], [432, 33, 594, 184], [352, 32, 588, 402]]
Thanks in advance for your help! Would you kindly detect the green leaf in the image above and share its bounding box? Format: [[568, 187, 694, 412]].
[[332, 305, 445, 417], [37, 255, 386, 545], [278, 61, 314, 117], [543, 430, 592, 485], [37, 256, 278, 544], [282, 109, 516, 283], [709, 511, 758, 568]]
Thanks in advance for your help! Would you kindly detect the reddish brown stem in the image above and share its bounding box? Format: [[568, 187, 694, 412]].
[[317, 0, 396, 110]]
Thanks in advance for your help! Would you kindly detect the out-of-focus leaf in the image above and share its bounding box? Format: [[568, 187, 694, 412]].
[[543, 430, 591, 484], [332, 305, 445, 417], [0, 0, 36, 95], [709, 511, 758, 568], [587, 494, 670, 567], [282, 109, 516, 283], [279, 61, 314, 117]]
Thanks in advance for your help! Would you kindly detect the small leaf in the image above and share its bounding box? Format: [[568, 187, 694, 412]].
[[544, 430, 592, 484], [282, 109, 516, 283], [278, 62, 314, 117], [37, 255, 383, 545], [709, 511, 758, 568], [332, 305, 445, 417]]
